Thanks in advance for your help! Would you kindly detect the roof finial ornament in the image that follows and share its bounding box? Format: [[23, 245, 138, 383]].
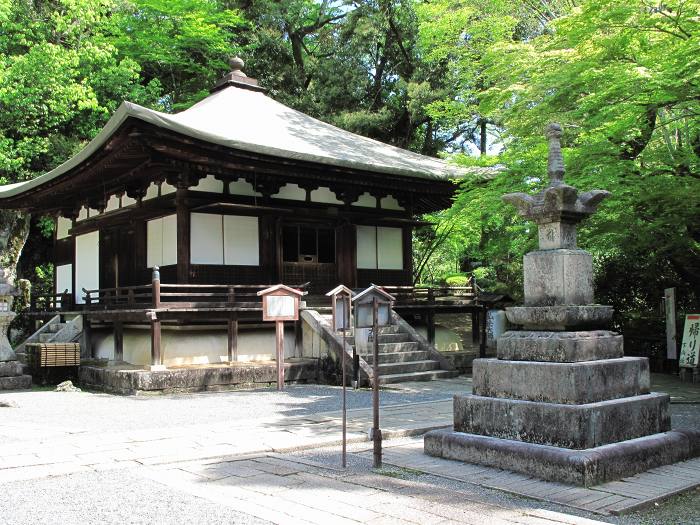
[[229, 56, 246, 77], [545, 123, 565, 184]]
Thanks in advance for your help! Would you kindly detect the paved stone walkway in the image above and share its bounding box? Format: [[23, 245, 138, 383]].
[[358, 438, 700, 516], [141, 453, 609, 525]]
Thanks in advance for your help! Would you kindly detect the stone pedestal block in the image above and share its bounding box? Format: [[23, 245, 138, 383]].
[[496, 330, 623, 362], [0, 361, 23, 377], [454, 392, 670, 449], [0, 374, 32, 390], [524, 249, 593, 306], [537, 222, 577, 250], [473, 357, 649, 404], [424, 428, 700, 486], [506, 305, 613, 331]]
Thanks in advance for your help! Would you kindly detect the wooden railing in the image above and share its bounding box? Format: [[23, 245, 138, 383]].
[[380, 278, 481, 305], [30, 290, 74, 312], [80, 271, 310, 311]]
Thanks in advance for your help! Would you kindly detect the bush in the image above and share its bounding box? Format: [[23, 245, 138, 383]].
[[444, 274, 469, 287]]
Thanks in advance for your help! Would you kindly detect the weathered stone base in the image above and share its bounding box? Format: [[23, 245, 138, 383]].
[[79, 359, 318, 395], [424, 428, 700, 486], [496, 330, 623, 362], [454, 392, 670, 449], [0, 360, 24, 377], [0, 374, 32, 390], [506, 305, 614, 331], [473, 357, 649, 404]]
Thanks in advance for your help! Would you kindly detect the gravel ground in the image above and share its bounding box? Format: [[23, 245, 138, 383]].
[[1, 469, 270, 525], [0, 384, 453, 437]]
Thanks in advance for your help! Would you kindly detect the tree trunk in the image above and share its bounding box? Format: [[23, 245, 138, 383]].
[[0, 211, 31, 285], [479, 119, 487, 155]]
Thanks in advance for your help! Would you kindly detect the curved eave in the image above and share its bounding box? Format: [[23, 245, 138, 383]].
[[0, 94, 467, 202]]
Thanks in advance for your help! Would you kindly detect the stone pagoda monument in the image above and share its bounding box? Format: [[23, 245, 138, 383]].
[[425, 124, 698, 486], [0, 267, 31, 390]]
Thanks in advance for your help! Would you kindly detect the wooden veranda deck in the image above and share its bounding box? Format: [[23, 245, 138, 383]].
[[29, 274, 491, 366]]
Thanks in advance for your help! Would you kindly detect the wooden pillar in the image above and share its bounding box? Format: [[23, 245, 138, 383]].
[[479, 307, 487, 358], [82, 316, 93, 359], [150, 318, 162, 366], [402, 226, 413, 285], [471, 311, 479, 343], [276, 320, 285, 390], [426, 288, 436, 346], [114, 321, 124, 362], [227, 315, 238, 363], [176, 188, 190, 284]]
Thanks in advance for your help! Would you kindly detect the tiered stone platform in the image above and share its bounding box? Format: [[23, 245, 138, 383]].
[[425, 124, 699, 486]]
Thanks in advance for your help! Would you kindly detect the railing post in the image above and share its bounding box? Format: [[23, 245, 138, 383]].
[[128, 289, 134, 307], [227, 286, 235, 306], [427, 287, 436, 346], [84, 289, 91, 307], [152, 266, 161, 308]]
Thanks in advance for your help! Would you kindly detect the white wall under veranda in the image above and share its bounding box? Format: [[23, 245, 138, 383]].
[[92, 325, 297, 366]]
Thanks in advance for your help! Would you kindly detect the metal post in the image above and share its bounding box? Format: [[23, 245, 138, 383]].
[[276, 319, 284, 391], [664, 288, 677, 361], [372, 296, 382, 469], [341, 323, 347, 468]]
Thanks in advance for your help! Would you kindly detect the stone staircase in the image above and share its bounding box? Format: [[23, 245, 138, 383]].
[[301, 310, 458, 385], [15, 315, 83, 364]]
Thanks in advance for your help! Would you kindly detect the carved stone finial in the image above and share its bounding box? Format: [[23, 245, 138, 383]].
[[229, 56, 246, 77], [545, 123, 565, 184]]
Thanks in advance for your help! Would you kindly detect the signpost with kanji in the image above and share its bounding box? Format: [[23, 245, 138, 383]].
[[257, 285, 306, 391], [679, 314, 700, 369]]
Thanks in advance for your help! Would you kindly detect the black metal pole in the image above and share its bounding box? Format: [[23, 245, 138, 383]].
[[372, 297, 382, 468], [341, 323, 347, 468]]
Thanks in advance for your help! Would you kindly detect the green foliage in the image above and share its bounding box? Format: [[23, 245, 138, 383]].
[[417, 0, 699, 316], [444, 274, 468, 287]]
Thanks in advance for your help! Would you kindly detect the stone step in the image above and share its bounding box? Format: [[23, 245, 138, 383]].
[[377, 360, 441, 375], [38, 333, 56, 343], [0, 374, 32, 390], [378, 369, 459, 384], [365, 350, 430, 364], [46, 323, 67, 333], [378, 325, 401, 334], [378, 341, 419, 352], [377, 333, 412, 343]]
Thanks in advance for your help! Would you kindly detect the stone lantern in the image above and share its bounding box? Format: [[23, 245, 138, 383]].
[[425, 123, 698, 486], [0, 270, 31, 390]]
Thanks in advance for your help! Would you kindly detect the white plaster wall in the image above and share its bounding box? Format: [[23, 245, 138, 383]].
[[191, 213, 224, 264], [121, 195, 137, 207], [75, 231, 99, 303], [273, 183, 305, 201], [56, 217, 72, 239], [92, 326, 297, 366], [77, 206, 88, 221], [144, 182, 159, 200], [229, 178, 261, 197], [193, 174, 224, 193], [147, 215, 177, 267], [380, 195, 404, 210], [352, 192, 376, 208], [161, 182, 176, 195], [377, 226, 403, 270], [56, 264, 72, 294], [224, 215, 259, 265], [310, 187, 342, 205], [356, 225, 377, 269], [105, 195, 120, 213]]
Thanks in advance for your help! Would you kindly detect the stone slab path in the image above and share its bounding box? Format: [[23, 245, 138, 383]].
[[359, 438, 700, 516], [140, 452, 609, 525]]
